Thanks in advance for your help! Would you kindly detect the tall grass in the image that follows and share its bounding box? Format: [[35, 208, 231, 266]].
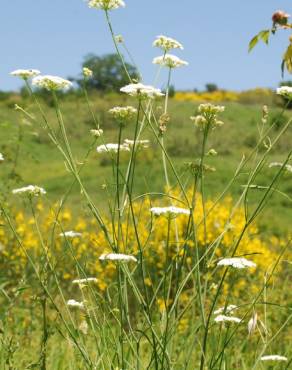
[[0, 2, 291, 369]]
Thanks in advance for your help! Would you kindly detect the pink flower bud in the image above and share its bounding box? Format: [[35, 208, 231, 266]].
[[272, 10, 290, 26]]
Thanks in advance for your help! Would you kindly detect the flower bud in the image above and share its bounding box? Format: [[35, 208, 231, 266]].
[[115, 34, 124, 43], [272, 10, 290, 26], [190, 115, 208, 129]]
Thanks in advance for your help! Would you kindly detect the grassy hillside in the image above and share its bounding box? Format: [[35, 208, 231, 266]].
[[1, 93, 291, 235]]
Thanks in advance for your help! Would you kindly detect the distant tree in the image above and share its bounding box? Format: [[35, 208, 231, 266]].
[[205, 83, 218, 93], [165, 85, 175, 98], [279, 80, 292, 87], [77, 53, 139, 91]]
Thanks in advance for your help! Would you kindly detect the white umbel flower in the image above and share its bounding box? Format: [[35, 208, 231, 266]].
[[60, 231, 82, 238], [88, 0, 125, 10], [214, 305, 238, 315], [10, 69, 40, 80], [96, 143, 130, 153], [269, 162, 292, 173], [217, 257, 256, 269], [12, 185, 46, 197], [0, 153, 4, 162], [67, 299, 85, 310], [198, 103, 225, 114], [277, 86, 292, 99], [150, 206, 190, 216], [153, 54, 188, 68], [260, 355, 288, 362], [90, 129, 103, 137], [99, 253, 137, 262], [120, 83, 164, 99], [214, 315, 241, 323], [109, 106, 137, 121], [72, 277, 98, 285], [153, 35, 184, 52], [32, 75, 72, 91], [124, 139, 150, 149]]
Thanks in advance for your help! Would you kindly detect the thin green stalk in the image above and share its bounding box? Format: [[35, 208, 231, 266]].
[[105, 10, 132, 82], [0, 205, 93, 368]]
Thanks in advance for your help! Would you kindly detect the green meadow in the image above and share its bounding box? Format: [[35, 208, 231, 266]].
[[1, 94, 291, 236]]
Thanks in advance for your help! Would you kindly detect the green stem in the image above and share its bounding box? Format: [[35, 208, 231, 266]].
[[105, 10, 132, 82]]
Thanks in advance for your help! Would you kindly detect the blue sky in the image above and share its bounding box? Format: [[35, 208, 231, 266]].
[[1, 0, 291, 91]]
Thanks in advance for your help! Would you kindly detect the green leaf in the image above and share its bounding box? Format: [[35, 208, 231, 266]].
[[282, 44, 292, 76], [281, 59, 285, 78], [248, 34, 260, 52], [248, 29, 271, 52], [259, 30, 270, 45]]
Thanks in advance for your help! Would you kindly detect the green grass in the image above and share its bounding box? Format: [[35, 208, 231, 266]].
[[1, 94, 292, 235], [1, 93, 292, 369]]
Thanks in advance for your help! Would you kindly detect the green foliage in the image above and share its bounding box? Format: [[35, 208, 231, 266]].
[[1, 96, 291, 234], [205, 83, 218, 93], [248, 30, 271, 52], [282, 44, 292, 76], [78, 53, 139, 91], [0, 91, 13, 102], [168, 84, 176, 98]]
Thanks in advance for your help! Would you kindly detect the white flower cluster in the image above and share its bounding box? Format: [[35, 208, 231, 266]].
[[214, 305, 238, 315], [83, 67, 93, 78], [59, 231, 82, 238], [96, 143, 130, 153], [109, 106, 137, 121], [153, 35, 184, 52], [260, 355, 287, 362], [269, 162, 292, 173], [198, 103, 225, 115], [214, 305, 241, 324], [90, 129, 104, 137], [32, 75, 72, 91], [72, 277, 98, 285], [10, 69, 40, 80], [12, 185, 46, 197], [150, 206, 190, 217], [124, 139, 150, 149], [67, 299, 85, 310], [277, 86, 292, 99], [153, 54, 188, 69], [191, 103, 225, 130], [120, 83, 164, 99], [115, 34, 124, 43], [217, 257, 256, 269], [214, 315, 242, 324], [99, 253, 137, 262], [97, 139, 149, 154], [0, 153, 4, 162], [88, 0, 125, 10]]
